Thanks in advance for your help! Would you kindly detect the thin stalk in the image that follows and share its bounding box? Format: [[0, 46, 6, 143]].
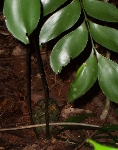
[[28, 35, 51, 139], [0, 122, 100, 131], [36, 42, 51, 139], [26, 45, 39, 138], [100, 97, 110, 120], [79, 0, 96, 54], [26, 46, 31, 117]]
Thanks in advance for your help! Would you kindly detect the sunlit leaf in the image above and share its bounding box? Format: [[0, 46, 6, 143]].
[[97, 52, 118, 103], [3, 0, 40, 44], [40, 0, 81, 43], [41, 0, 66, 16], [68, 51, 98, 103], [87, 139, 118, 150], [50, 22, 88, 74], [89, 21, 118, 53], [83, 0, 118, 22]]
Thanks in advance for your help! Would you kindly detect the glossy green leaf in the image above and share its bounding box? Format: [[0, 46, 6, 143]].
[[68, 51, 98, 103], [83, 0, 118, 22], [50, 22, 88, 74], [87, 139, 118, 150], [89, 21, 118, 53], [97, 53, 118, 103], [41, 0, 66, 16], [40, 0, 81, 43], [3, 0, 40, 44]]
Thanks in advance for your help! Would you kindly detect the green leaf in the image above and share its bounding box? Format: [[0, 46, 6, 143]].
[[87, 139, 118, 150], [83, 0, 118, 22], [3, 0, 40, 44], [50, 22, 88, 74], [97, 53, 118, 103], [41, 0, 66, 16], [102, 124, 118, 132], [40, 0, 81, 43], [68, 51, 98, 103], [116, 109, 118, 116], [66, 114, 91, 123], [62, 114, 91, 129], [89, 21, 118, 53]]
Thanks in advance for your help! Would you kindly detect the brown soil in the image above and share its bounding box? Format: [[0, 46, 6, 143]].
[[0, 1, 118, 150]]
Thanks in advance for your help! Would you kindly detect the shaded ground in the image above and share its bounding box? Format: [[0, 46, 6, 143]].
[[0, 2, 118, 150]]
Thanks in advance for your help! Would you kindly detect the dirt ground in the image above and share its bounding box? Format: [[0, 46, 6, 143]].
[[0, 1, 118, 150]]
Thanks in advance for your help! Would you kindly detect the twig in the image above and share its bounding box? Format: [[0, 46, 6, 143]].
[[0, 122, 99, 132], [100, 97, 110, 120]]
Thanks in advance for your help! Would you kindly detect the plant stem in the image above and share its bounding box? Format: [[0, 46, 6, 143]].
[[26, 45, 39, 138], [26, 46, 31, 115], [28, 33, 51, 139], [79, 0, 96, 54], [36, 42, 51, 139], [100, 97, 110, 120]]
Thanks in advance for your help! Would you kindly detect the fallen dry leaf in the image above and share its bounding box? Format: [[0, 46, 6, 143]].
[[61, 105, 92, 118]]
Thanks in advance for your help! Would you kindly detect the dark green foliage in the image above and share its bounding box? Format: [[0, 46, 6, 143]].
[[3, 0, 118, 148], [3, 0, 118, 103]]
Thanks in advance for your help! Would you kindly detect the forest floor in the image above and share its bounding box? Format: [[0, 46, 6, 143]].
[[0, 1, 118, 150]]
